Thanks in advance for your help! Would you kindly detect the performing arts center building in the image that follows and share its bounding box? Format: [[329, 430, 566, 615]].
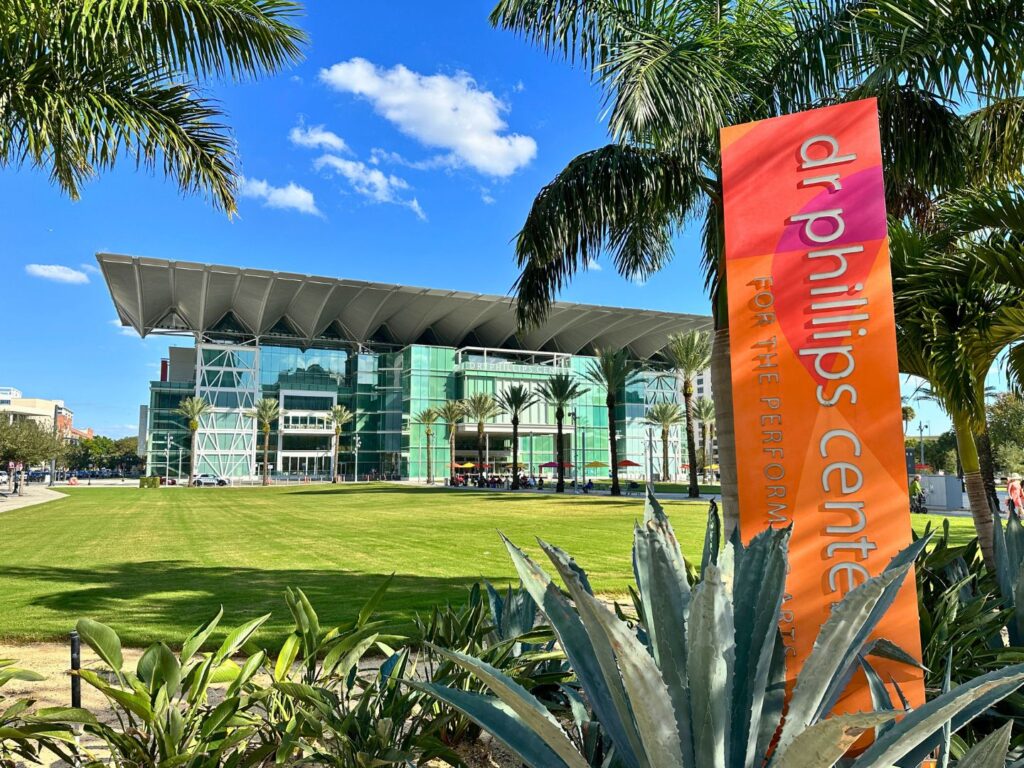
[[98, 254, 712, 482]]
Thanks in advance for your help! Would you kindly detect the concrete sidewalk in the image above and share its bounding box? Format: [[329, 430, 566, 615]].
[[0, 486, 66, 512]]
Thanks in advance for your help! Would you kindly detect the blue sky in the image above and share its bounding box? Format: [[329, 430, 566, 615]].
[[0, 2, 954, 438]]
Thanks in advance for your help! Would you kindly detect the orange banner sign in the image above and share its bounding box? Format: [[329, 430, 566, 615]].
[[720, 98, 924, 714]]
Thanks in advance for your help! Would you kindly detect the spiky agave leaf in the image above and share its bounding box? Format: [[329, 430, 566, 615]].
[[851, 664, 1024, 768], [542, 539, 684, 767], [731, 524, 790, 768], [500, 534, 643, 768], [633, 488, 695, 767]]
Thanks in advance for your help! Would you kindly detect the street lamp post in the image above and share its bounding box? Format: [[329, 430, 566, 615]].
[[646, 426, 655, 483], [570, 409, 579, 494], [166, 434, 173, 485], [918, 422, 929, 468], [353, 435, 362, 482], [49, 402, 59, 487]]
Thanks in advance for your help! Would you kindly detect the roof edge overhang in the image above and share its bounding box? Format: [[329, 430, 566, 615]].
[[97, 253, 712, 358]]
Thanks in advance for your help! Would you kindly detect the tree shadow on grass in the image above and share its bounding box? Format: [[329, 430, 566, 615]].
[[0, 560, 513, 650]]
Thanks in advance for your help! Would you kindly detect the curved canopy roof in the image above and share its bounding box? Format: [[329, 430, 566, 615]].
[[98, 254, 711, 359]]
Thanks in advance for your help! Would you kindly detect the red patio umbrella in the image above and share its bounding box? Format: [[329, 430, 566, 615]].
[[617, 459, 641, 467], [539, 461, 571, 468]]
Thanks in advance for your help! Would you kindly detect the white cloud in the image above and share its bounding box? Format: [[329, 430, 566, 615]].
[[480, 188, 495, 205], [110, 319, 138, 337], [238, 177, 321, 216], [319, 58, 537, 177], [369, 147, 456, 172], [513, 80, 525, 93], [315, 154, 425, 220], [79, 262, 101, 275], [25, 264, 89, 284], [289, 123, 349, 153], [586, 258, 603, 272]]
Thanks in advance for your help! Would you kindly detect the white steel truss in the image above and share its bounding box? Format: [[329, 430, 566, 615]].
[[193, 343, 259, 478]]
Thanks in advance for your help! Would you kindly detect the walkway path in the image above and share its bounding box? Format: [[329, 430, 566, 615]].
[[0, 486, 66, 512]]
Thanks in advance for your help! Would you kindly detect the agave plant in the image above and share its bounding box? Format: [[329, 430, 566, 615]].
[[415, 582, 559, 750], [416, 491, 1024, 768]]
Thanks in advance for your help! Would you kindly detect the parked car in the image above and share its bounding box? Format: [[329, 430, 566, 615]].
[[193, 474, 227, 487], [0, 471, 7, 484]]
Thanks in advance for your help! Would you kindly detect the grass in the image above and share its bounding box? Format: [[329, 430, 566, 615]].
[[589, 479, 722, 495], [0, 484, 978, 649]]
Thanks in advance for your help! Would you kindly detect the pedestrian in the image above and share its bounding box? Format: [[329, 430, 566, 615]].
[[1008, 473, 1023, 515], [909, 475, 925, 513]]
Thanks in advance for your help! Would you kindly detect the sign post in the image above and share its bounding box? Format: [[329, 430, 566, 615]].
[[720, 98, 924, 715]]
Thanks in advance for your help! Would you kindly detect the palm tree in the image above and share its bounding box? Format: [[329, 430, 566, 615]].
[[584, 349, 641, 496], [328, 405, 354, 483], [694, 396, 716, 483], [490, 0, 1024, 534], [463, 393, 503, 476], [174, 395, 209, 487], [645, 402, 684, 483], [414, 408, 440, 485], [436, 400, 466, 483], [248, 398, 280, 486], [665, 331, 713, 498], [892, 190, 1024, 569], [496, 384, 538, 490], [538, 373, 589, 493], [2, 1, 306, 214]]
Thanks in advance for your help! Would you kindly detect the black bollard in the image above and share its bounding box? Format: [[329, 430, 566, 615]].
[[70, 630, 81, 708]]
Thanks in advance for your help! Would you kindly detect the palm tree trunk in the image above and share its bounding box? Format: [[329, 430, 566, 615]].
[[977, 426, 999, 511], [661, 427, 670, 481], [189, 428, 196, 487], [954, 411, 996, 570], [608, 396, 621, 496], [712, 327, 738, 538], [449, 430, 456, 484], [556, 410, 565, 493], [477, 424, 485, 478], [512, 417, 521, 490], [333, 430, 340, 483], [701, 423, 709, 482], [426, 430, 433, 484], [684, 384, 699, 498], [262, 428, 270, 486]]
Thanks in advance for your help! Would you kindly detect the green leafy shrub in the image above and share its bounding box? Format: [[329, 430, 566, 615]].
[[415, 582, 562, 750], [418, 492, 1024, 768], [247, 580, 458, 766], [915, 518, 1024, 753], [73, 610, 272, 767], [0, 660, 82, 767]]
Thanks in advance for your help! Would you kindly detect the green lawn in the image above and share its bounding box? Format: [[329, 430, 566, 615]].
[[0, 484, 977, 648]]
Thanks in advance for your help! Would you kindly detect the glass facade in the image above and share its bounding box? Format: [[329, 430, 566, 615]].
[[145, 341, 690, 482]]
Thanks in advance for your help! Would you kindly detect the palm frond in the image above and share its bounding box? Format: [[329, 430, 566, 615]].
[[664, 329, 712, 381], [864, 82, 968, 222], [779, 0, 1024, 109], [496, 384, 539, 418], [964, 98, 1024, 188], [645, 401, 684, 427], [512, 143, 705, 328], [30, 0, 306, 81], [537, 373, 588, 408], [3, 59, 237, 210], [584, 348, 642, 394], [0, 0, 305, 211]]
